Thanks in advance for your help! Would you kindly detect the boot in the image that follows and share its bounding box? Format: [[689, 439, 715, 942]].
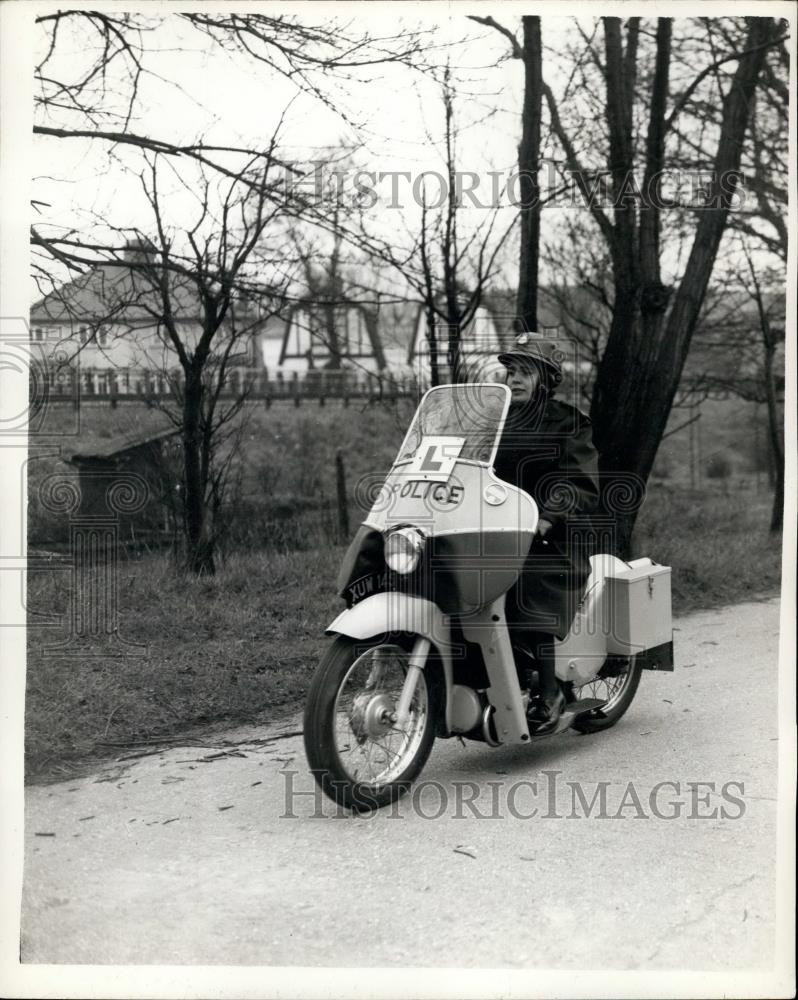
[[527, 688, 565, 728]]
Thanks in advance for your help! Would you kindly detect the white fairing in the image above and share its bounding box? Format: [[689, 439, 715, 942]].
[[326, 592, 450, 648], [553, 553, 638, 685]]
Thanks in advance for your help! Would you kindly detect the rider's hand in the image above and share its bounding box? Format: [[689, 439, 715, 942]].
[[538, 518, 553, 538]]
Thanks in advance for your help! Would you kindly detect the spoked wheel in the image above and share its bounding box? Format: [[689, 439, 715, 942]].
[[304, 635, 439, 811], [571, 655, 642, 733]]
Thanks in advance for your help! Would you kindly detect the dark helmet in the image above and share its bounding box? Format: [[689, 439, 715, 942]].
[[497, 333, 564, 387]]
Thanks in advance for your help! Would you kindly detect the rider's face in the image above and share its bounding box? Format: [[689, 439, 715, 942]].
[[504, 362, 541, 404]]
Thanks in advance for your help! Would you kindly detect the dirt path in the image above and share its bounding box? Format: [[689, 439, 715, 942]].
[[20, 598, 782, 972]]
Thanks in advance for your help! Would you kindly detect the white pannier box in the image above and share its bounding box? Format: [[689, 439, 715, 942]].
[[605, 562, 672, 656]]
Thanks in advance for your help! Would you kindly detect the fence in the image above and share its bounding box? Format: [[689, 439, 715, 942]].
[[33, 366, 425, 407], [33, 363, 773, 413]]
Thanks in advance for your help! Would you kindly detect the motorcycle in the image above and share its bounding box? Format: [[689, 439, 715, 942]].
[[304, 382, 674, 810]]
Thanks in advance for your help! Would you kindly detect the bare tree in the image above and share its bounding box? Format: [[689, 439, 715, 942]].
[[347, 67, 517, 386], [37, 145, 293, 575], [538, 15, 785, 552], [468, 15, 786, 551], [686, 249, 785, 530], [539, 214, 615, 407]]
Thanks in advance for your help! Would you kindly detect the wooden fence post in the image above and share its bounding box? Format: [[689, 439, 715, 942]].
[[335, 450, 350, 541], [292, 370, 300, 407]]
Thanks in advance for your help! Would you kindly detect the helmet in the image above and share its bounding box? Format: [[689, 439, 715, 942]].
[[497, 333, 564, 387]]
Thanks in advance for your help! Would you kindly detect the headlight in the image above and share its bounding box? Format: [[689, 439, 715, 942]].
[[384, 527, 425, 575]]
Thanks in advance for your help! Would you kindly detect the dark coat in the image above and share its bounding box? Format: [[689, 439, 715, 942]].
[[493, 395, 600, 638]]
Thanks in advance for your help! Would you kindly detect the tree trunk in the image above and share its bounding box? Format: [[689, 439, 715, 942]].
[[516, 15, 543, 333], [182, 370, 215, 575], [425, 304, 440, 387], [589, 18, 644, 555], [769, 453, 784, 533], [639, 18, 672, 328], [763, 335, 784, 533], [446, 317, 463, 383], [322, 299, 343, 368]]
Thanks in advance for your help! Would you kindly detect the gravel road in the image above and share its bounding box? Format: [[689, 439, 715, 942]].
[[20, 597, 783, 973]]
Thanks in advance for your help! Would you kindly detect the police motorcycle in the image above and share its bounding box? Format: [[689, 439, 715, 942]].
[[304, 382, 673, 811]]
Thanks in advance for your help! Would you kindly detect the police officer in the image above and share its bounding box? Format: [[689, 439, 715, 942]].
[[493, 334, 600, 727]]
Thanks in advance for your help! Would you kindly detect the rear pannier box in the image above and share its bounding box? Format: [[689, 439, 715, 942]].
[[605, 562, 672, 656]]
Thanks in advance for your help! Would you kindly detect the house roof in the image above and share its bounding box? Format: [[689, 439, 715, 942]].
[[67, 426, 180, 464], [32, 263, 262, 327]]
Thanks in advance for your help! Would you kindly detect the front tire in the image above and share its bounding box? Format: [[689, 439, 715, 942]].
[[572, 655, 643, 733], [304, 635, 439, 811]]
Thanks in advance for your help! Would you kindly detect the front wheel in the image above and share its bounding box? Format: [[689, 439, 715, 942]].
[[571, 655, 643, 733], [303, 635, 439, 811]]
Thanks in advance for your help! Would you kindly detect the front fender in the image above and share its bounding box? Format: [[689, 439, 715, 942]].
[[327, 593, 455, 733]]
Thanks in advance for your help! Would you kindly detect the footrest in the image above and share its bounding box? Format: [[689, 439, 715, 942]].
[[564, 698, 606, 716]]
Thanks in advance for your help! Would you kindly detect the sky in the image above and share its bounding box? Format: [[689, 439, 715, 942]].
[[28, 4, 790, 305]]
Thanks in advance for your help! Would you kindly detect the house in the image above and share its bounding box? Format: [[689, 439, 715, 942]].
[[259, 295, 421, 376], [35, 250, 779, 400], [260, 288, 592, 384], [30, 240, 264, 373], [262, 299, 385, 373]]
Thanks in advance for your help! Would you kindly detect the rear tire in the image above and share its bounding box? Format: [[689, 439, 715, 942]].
[[304, 634, 440, 811], [572, 655, 643, 733]]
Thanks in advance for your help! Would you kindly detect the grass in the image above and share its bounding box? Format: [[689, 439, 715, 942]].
[[635, 483, 782, 609], [25, 547, 345, 781], [24, 398, 783, 782], [27, 399, 413, 549]]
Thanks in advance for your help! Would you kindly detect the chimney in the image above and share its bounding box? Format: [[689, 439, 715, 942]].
[[124, 238, 157, 263]]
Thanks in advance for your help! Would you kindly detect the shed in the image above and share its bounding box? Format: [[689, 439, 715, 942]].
[[68, 427, 182, 541]]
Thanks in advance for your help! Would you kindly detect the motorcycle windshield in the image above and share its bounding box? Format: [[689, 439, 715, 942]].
[[394, 382, 510, 470]]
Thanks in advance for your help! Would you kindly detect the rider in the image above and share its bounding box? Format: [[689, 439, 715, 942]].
[[492, 333, 600, 727]]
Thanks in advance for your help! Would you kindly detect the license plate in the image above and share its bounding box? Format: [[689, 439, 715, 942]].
[[345, 570, 389, 607]]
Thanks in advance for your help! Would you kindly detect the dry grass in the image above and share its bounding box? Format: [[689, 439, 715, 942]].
[[25, 547, 344, 781], [635, 482, 782, 609]]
